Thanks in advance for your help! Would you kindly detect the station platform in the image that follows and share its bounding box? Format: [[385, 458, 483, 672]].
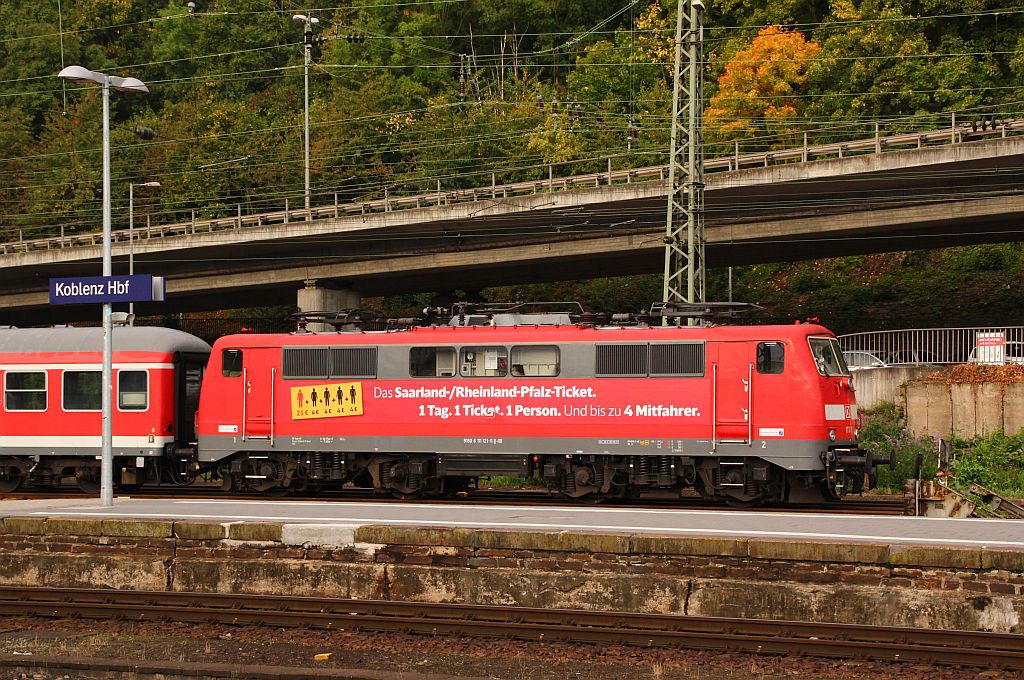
[[1, 496, 1021, 635]]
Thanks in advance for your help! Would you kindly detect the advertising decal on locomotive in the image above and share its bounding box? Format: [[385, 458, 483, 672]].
[[291, 382, 364, 419]]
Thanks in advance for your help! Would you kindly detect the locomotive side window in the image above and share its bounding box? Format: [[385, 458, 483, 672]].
[[410, 347, 457, 377], [756, 342, 785, 374], [510, 346, 560, 377], [118, 370, 148, 410], [596, 344, 648, 377], [808, 337, 849, 377], [650, 343, 704, 377], [460, 346, 508, 377], [222, 349, 243, 378], [63, 371, 101, 411], [4, 371, 46, 411]]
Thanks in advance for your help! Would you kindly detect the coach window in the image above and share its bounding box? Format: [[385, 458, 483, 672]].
[[4, 371, 46, 411], [757, 342, 785, 374], [118, 371, 148, 411], [510, 346, 559, 377], [222, 349, 243, 378], [409, 347, 457, 377], [63, 371, 101, 411], [460, 346, 508, 377]]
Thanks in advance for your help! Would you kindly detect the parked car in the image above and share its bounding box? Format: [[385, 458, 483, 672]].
[[967, 341, 1024, 365], [842, 350, 887, 370], [882, 350, 943, 365]]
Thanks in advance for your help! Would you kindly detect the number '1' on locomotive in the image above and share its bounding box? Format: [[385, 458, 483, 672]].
[[0, 310, 884, 504]]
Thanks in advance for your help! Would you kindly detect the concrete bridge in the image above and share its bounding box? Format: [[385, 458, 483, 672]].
[[3, 121, 1024, 324]]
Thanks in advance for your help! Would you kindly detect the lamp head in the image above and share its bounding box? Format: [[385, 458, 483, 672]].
[[58, 65, 100, 85], [292, 14, 307, 23]]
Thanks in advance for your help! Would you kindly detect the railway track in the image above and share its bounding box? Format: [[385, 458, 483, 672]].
[[0, 587, 1021, 671], [0, 486, 907, 514]]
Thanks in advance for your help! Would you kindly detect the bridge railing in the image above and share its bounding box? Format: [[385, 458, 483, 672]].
[[3, 110, 1023, 256], [837, 327, 1024, 365]]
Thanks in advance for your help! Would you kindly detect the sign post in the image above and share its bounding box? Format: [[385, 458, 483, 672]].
[[49, 274, 165, 504]]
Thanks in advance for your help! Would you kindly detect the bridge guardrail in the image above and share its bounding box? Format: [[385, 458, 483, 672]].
[[3, 115, 1022, 256], [838, 326, 1024, 366]]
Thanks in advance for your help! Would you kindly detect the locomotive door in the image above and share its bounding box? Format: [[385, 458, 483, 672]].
[[242, 348, 277, 442], [712, 342, 753, 446]]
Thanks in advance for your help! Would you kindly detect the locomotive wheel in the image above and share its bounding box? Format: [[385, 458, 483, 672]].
[[75, 468, 100, 494], [0, 466, 23, 493]]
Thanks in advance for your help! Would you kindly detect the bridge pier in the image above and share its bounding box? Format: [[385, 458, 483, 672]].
[[297, 280, 360, 331]]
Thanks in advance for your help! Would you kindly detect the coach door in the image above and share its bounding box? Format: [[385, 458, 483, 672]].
[[243, 348, 277, 443], [712, 342, 752, 447]]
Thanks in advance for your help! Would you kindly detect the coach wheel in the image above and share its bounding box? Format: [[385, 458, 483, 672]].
[[75, 467, 101, 494], [0, 466, 23, 493]]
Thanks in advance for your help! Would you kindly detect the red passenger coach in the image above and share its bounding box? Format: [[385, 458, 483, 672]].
[[198, 313, 877, 504], [0, 327, 210, 492]]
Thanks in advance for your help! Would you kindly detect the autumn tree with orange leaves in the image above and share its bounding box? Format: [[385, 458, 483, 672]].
[[706, 26, 820, 147]]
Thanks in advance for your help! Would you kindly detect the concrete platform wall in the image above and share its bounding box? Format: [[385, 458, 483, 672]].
[[0, 517, 1020, 634], [905, 381, 1024, 439]]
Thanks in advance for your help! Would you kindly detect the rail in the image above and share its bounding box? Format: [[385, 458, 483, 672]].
[[838, 326, 1024, 365], [2, 113, 1023, 256], [1, 587, 1021, 670]]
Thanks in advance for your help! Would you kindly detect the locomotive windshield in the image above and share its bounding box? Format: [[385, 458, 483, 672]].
[[808, 337, 850, 376]]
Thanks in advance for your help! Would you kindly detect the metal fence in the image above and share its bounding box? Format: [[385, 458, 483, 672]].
[[837, 327, 1024, 365]]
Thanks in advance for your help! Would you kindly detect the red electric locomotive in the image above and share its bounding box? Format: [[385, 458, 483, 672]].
[[0, 326, 210, 492], [195, 307, 877, 504]]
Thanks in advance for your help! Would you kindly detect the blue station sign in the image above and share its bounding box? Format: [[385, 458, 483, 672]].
[[49, 275, 166, 305]]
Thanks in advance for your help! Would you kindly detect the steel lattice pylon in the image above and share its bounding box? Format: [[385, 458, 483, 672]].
[[662, 0, 706, 319]]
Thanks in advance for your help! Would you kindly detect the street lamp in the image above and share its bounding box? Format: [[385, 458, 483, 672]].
[[58, 65, 149, 508], [293, 14, 319, 210], [129, 181, 161, 320]]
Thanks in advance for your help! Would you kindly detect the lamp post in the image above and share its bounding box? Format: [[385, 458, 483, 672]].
[[293, 13, 319, 211], [129, 181, 161, 320], [58, 65, 149, 507]]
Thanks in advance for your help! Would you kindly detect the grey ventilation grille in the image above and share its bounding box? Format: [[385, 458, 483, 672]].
[[596, 344, 648, 377], [651, 342, 705, 377]]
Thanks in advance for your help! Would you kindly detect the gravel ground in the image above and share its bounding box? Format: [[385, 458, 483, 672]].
[[0, 617, 1017, 680]]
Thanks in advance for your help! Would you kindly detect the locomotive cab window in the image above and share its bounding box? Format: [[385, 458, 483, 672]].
[[511, 346, 559, 377], [118, 370, 148, 411], [221, 349, 242, 378], [757, 342, 785, 374], [460, 346, 508, 377], [808, 337, 849, 377], [410, 347, 457, 377], [4, 371, 46, 411], [63, 371, 101, 411]]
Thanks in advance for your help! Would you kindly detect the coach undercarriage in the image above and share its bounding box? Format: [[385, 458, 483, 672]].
[[205, 448, 869, 504]]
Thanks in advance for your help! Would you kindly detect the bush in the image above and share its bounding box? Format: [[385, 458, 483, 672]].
[[949, 430, 1024, 497], [860, 403, 1024, 497], [859, 403, 937, 493]]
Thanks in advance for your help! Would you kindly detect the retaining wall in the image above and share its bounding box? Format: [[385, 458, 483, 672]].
[[852, 366, 938, 410], [905, 381, 1024, 439], [0, 517, 1021, 634]]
